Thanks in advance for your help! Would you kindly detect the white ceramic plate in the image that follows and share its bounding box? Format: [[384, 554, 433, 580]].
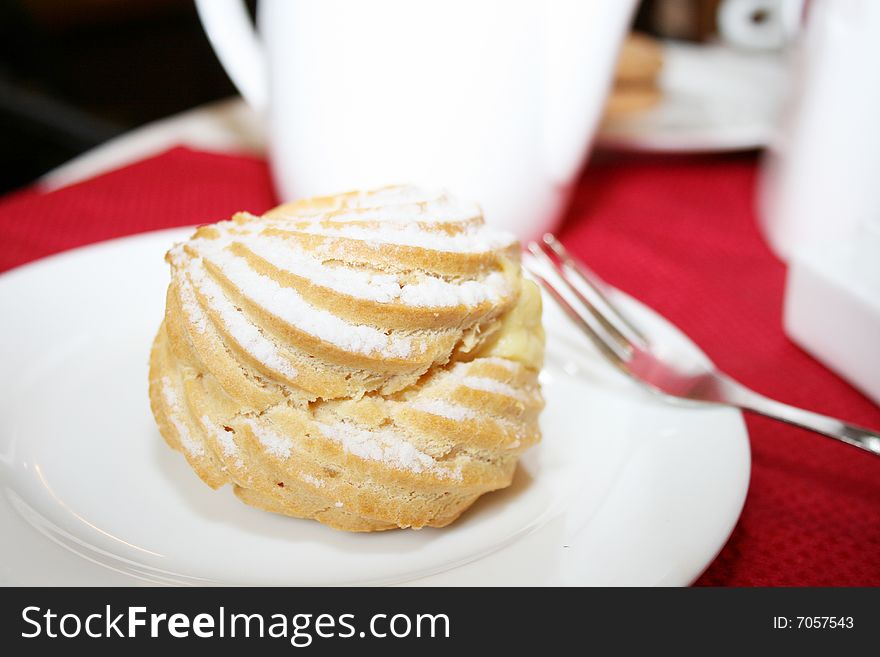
[[597, 40, 788, 153], [0, 229, 749, 586]]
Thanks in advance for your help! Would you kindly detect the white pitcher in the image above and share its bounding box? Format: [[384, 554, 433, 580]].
[[195, 0, 636, 237], [759, 0, 880, 259]]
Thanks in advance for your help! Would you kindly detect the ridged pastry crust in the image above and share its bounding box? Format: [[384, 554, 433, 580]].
[[149, 186, 545, 531]]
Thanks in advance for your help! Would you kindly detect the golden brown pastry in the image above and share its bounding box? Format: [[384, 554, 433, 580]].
[[604, 84, 663, 116], [604, 32, 664, 119], [149, 185, 545, 531], [613, 32, 664, 86]]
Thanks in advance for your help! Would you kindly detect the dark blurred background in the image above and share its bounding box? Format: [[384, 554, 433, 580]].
[[0, 0, 251, 194], [0, 0, 726, 196]]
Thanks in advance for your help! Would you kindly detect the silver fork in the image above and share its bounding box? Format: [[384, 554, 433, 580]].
[[525, 233, 880, 456]]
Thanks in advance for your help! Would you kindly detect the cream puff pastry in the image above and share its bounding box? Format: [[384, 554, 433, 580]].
[[149, 186, 544, 531]]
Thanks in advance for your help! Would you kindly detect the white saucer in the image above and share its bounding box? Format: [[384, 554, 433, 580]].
[[0, 229, 749, 586], [598, 40, 788, 153]]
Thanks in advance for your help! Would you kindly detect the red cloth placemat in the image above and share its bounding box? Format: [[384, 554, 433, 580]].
[[1, 146, 878, 585]]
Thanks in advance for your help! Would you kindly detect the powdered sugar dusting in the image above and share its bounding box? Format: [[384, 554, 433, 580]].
[[276, 186, 480, 225], [168, 186, 520, 368], [457, 376, 525, 400], [202, 415, 237, 456], [300, 473, 326, 488], [200, 415, 244, 468], [187, 262, 299, 380], [160, 377, 204, 456], [286, 221, 516, 254], [243, 236, 510, 308], [244, 419, 293, 458], [198, 246, 415, 359], [315, 420, 461, 480], [409, 398, 475, 421], [175, 273, 208, 334]]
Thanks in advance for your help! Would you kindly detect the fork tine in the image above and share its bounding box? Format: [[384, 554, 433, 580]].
[[524, 244, 630, 364], [541, 234, 648, 350], [533, 238, 635, 354]]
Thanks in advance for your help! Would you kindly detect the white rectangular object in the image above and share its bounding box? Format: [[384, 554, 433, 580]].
[[784, 238, 880, 405]]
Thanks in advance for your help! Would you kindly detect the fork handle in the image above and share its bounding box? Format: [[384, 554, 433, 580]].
[[723, 378, 880, 456]]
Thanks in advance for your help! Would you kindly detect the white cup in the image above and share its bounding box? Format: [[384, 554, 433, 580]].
[[195, 0, 636, 237], [716, 0, 804, 51], [759, 0, 880, 259]]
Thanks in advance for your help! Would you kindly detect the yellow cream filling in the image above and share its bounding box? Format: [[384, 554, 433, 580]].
[[478, 277, 545, 370]]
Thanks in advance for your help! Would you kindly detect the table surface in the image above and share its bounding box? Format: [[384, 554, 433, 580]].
[[6, 100, 880, 586]]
